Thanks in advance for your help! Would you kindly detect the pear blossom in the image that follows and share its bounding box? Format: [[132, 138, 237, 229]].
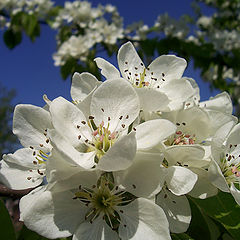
[[209, 122, 240, 205], [20, 152, 171, 240], [95, 41, 194, 112], [49, 79, 176, 172], [0, 104, 53, 189]]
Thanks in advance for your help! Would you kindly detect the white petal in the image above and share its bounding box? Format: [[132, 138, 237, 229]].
[[135, 88, 170, 111], [200, 92, 233, 114], [188, 167, 218, 199], [148, 55, 187, 82], [13, 104, 52, 150], [205, 109, 237, 136], [165, 166, 198, 195], [117, 42, 145, 80], [117, 198, 171, 240], [94, 57, 121, 79], [48, 129, 95, 169], [211, 120, 236, 162], [156, 190, 191, 233], [226, 123, 240, 150], [90, 79, 140, 132], [49, 97, 91, 148], [75, 85, 96, 118], [20, 189, 87, 239], [164, 145, 206, 167], [230, 183, 240, 206], [175, 106, 210, 142], [114, 152, 164, 198], [135, 119, 176, 150], [0, 158, 43, 190], [71, 72, 100, 102], [160, 78, 194, 111], [49, 170, 99, 193], [97, 132, 136, 171], [208, 160, 230, 192], [73, 218, 119, 240]]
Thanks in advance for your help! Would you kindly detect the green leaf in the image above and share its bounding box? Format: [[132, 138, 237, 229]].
[[17, 225, 51, 240], [171, 232, 194, 240], [186, 198, 212, 240], [3, 28, 22, 49], [190, 191, 240, 239], [0, 199, 16, 240]]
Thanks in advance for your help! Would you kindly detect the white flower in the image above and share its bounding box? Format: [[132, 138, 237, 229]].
[[49, 79, 176, 172], [20, 155, 171, 240], [209, 122, 240, 205], [0, 104, 52, 189], [95, 41, 195, 112]]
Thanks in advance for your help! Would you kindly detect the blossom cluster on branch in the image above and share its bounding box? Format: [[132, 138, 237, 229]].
[[0, 41, 239, 240]]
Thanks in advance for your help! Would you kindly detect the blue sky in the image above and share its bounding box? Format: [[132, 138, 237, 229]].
[[0, 0, 219, 108]]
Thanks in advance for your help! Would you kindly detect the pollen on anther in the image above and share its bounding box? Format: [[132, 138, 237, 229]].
[[122, 124, 125, 128], [46, 139, 50, 143], [119, 116, 123, 120], [81, 121, 86, 125], [40, 144, 43, 147], [126, 115, 129, 119], [77, 125, 80, 129], [78, 135, 81, 140], [89, 116, 94, 120], [108, 117, 111, 121]]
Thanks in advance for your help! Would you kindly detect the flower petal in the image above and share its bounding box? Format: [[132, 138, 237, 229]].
[[164, 145, 206, 167], [114, 152, 164, 198], [135, 119, 176, 150], [48, 129, 95, 170], [97, 132, 136, 171], [13, 104, 52, 150], [71, 72, 100, 102], [148, 55, 187, 82], [165, 166, 198, 195], [208, 160, 230, 193], [188, 167, 218, 199], [230, 183, 240, 206], [159, 78, 195, 111], [20, 189, 87, 239], [90, 79, 140, 132], [199, 92, 233, 115], [117, 198, 171, 240], [49, 97, 91, 148], [156, 189, 191, 233], [135, 88, 170, 112], [0, 158, 43, 190], [117, 41, 145, 80], [73, 218, 119, 240], [94, 57, 121, 79]]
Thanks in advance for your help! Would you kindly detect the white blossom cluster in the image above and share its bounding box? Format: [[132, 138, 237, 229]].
[[52, 1, 124, 65], [0, 41, 239, 240], [0, 0, 54, 28]]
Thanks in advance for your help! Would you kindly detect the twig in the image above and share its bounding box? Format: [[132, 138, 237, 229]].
[[0, 184, 33, 199]]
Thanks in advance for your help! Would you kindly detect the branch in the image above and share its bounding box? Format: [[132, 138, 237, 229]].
[[0, 184, 33, 199]]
